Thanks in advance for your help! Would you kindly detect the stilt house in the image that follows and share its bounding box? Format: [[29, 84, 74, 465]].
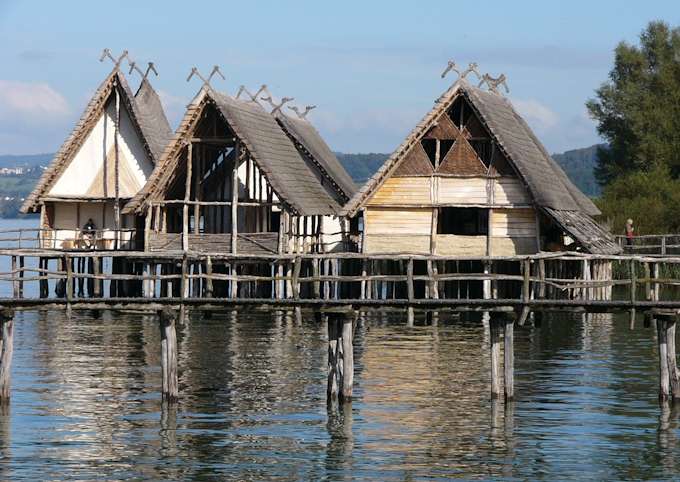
[[21, 66, 172, 250], [123, 86, 356, 255], [342, 79, 621, 255]]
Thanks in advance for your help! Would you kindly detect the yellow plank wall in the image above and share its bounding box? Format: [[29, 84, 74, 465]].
[[437, 178, 487, 204], [493, 178, 531, 205], [367, 177, 531, 207], [490, 208, 537, 255], [364, 207, 432, 253], [367, 177, 431, 205]]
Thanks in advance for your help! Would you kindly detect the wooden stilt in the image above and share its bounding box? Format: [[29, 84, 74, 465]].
[[657, 316, 670, 402], [0, 308, 14, 403], [341, 313, 354, 402], [489, 313, 503, 399], [406, 307, 415, 327], [159, 308, 178, 403], [327, 313, 342, 403], [504, 315, 514, 401], [666, 317, 680, 400]]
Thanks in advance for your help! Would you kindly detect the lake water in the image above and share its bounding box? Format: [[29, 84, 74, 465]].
[[0, 218, 679, 480]]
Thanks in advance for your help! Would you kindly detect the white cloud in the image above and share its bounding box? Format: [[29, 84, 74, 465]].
[[510, 97, 559, 130], [0, 80, 70, 121]]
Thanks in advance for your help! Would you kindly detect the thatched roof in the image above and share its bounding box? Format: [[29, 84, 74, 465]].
[[21, 69, 169, 213], [276, 114, 357, 203], [341, 79, 618, 254], [134, 78, 173, 161], [125, 88, 342, 216]]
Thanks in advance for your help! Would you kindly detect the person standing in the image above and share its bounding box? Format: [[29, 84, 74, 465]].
[[625, 218, 635, 249]]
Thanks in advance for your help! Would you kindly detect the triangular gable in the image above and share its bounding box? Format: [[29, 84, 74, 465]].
[[21, 69, 160, 213], [437, 136, 487, 175], [85, 146, 142, 197], [342, 80, 600, 219], [393, 143, 434, 176], [424, 114, 459, 139]]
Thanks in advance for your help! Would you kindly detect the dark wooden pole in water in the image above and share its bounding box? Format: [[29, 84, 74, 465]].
[[0, 308, 14, 403], [159, 308, 178, 403], [327, 311, 354, 404], [656, 316, 670, 402]]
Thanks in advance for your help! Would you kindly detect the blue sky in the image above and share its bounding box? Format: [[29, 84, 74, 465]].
[[0, 0, 678, 155]]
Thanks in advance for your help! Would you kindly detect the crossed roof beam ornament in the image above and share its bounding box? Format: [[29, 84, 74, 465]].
[[128, 59, 158, 81], [186, 65, 226, 92], [441, 59, 510, 95], [99, 48, 129, 70]]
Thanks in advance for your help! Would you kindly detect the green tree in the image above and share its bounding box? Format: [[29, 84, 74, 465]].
[[596, 166, 680, 234], [587, 21, 680, 185]]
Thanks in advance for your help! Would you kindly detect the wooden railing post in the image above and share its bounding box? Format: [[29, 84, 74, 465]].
[[661, 236, 667, 256], [291, 256, 301, 299], [11, 256, 18, 299], [406, 257, 414, 326], [312, 257, 320, 299], [0, 308, 15, 403], [205, 256, 213, 298], [489, 312, 503, 399], [629, 259, 637, 328]]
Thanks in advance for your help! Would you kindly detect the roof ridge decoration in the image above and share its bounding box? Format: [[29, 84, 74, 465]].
[[235, 84, 268, 104], [441, 59, 510, 96], [128, 59, 158, 81], [99, 48, 129, 70], [186, 65, 226, 93], [260, 93, 294, 115], [287, 104, 316, 120]]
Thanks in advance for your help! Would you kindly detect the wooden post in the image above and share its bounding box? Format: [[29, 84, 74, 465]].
[[291, 256, 301, 299], [489, 312, 503, 399], [11, 257, 18, 299], [407, 257, 414, 326], [341, 313, 354, 402], [657, 316, 670, 401], [629, 259, 637, 329], [644, 262, 652, 301], [312, 257, 321, 299], [183, 143, 193, 252], [205, 256, 213, 298], [504, 314, 514, 401], [0, 308, 14, 403], [666, 316, 680, 400], [18, 256, 24, 298], [661, 236, 667, 255], [327, 312, 343, 403], [144, 204, 152, 252], [65, 255, 73, 317], [93, 257, 102, 298], [159, 309, 178, 403], [231, 142, 240, 254], [327, 311, 353, 404], [653, 263, 660, 302], [538, 259, 546, 299]]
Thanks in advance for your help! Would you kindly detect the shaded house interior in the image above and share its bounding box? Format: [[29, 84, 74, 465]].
[[124, 87, 356, 255]]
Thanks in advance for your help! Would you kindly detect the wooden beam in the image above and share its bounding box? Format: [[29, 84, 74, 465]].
[[0, 308, 14, 402]]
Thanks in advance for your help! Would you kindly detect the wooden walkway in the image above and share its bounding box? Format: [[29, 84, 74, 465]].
[[0, 247, 678, 407]]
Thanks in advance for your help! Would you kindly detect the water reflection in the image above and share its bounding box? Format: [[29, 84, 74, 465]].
[[0, 308, 678, 480]]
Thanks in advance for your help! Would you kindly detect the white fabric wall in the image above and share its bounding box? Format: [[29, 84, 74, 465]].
[[49, 99, 153, 196]]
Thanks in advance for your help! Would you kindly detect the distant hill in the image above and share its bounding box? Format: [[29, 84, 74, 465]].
[[0, 153, 52, 169], [337, 144, 603, 197], [551, 144, 603, 197]]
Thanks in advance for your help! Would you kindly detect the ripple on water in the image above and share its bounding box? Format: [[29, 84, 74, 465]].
[[0, 310, 677, 480]]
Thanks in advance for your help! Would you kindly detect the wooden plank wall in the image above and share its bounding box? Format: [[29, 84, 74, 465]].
[[490, 208, 537, 255], [364, 207, 432, 253]]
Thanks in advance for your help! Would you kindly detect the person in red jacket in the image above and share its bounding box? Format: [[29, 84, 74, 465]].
[[625, 218, 635, 248]]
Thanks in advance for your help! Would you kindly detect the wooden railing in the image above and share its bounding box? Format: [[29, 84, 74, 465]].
[[0, 228, 138, 250], [0, 251, 678, 316], [615, 234, 680, 255]]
